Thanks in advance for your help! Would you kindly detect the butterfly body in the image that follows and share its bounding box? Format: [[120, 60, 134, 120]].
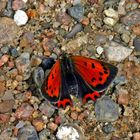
[[41, 55, 118, 108]]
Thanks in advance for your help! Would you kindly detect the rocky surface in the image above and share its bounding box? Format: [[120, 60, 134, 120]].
[[0, 0, 140, 140]]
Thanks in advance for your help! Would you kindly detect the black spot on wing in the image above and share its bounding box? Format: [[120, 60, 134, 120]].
[[92, 63, 95, 69]]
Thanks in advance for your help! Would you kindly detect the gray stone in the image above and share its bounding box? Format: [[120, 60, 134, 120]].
[[33, 67, 44, 88], [17, 125, 39, 140], [121, 10, 140, 26], [15, 52, 31, 80], [104, 41, 133, 62], [64, 23, 83, 39], [39, 101, 55, 118], [133, 36, 140, 51], [95, 96, 119, 122], [68, 4, 84, 22]]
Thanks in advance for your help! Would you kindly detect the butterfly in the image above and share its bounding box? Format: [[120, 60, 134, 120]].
[[41, 54, 118, 108]]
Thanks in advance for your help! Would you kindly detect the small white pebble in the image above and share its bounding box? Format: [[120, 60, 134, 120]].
[[14, 10, 28, 26], [22, 0, 28, 3], [96, 46, 104, 55], [103, 17, 117, 26], [104, 8, 118, 19]]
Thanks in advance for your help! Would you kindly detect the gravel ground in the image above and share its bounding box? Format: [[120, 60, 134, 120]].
[[0, 0, 140, 140]]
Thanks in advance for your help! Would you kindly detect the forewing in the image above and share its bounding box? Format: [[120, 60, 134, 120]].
[[41, 60, 61, 102], [71, 56, 118, 91]]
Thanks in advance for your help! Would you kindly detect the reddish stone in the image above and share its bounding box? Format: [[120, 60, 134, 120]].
[[56, 12, 71, 25], [15, 103, 34, 120], [132, 24, 140, 35], [27, 9, 38, 19], [133, 132, 140, 140], [55, 116, 62, 125], [12, 0, 26, 10], [88, 0, 98, 5], [0, 114, 10, 123]]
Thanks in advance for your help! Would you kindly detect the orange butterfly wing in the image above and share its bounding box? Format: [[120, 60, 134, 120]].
[[41, 60, 61, 102], [71, 56, 118, 92]]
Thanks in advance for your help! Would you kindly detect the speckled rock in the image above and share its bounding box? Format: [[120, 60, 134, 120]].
[[117, 89, 129, 105], [32, 118, 44, 132], [0, 17, 19, 44], [95, 96, 119, 122], [104, 41, 133, 62], [17, 125, 39, 140], [15, 103, 34, 119], [61, 35, 88, 53], [121, 10, 140, 26], [12, 0, 26, 11], [102, 123, 115, 134], [33, 67, 44, 88], [15, 52, 31, 80], [39, 129, 51, 140], [39, 101, 55, 118], [103, 17, 117, 26]]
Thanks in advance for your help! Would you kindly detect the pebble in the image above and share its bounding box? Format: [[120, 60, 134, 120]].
[[96, 46, 104, 55], [2, 0, 14, 17], [133, 36, 140, 51], [14, 10, 28, 26], [71, 112, 78, 120], [39, 129, 51, 140], [56, 12, 71, 25], [132, 24, 140, 35], [48, 122, 58, 131], [121, 10, 140, 26], [0, 100, 15, 113], [33, 67, 44, 88], [15, 103, 34, 119], [39, 101, 55, 118], [103, 17, 117, 26], [95, 33, 108, 45], [64, 23, 83, 39], [95, 96, 119, 122], [104, 8, 118, 19], [0, 0, 6, 14], [1, 45, 9, 54], [31, 56, 42, 66], [68, 4, 84, 22], [117, 89, 129, 105], [121, 33, 130, 43], [133, 132, 140, 140], [2, 90, 14, 100], [17, 125, 39, 140], [87, 0, 98, 4], [102, 123, 115, 134], [41, 57, 55, 70], [0, 114, 10, 123], [56, 124, 84, 140], [0, 17, 18, 44], [62, 35, 88, 53], [104, 41, 133, 62], [15, 52, 31, 80], [12, 0, 26, 11], [0, 81, 5, 95], [10, 48, 19, 57], [32, 118, 44, 132]]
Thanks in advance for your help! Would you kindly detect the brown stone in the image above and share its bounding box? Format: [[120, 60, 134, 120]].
[[71, 112, 78, 120], [133, 132, 140, 140], [0, 114, 10, 123], [132, 24, 140, 35], [32, 118, 44, 131], [48, 122, 58, 131], [117, 89, 129, 105], [0, 100, 15, 113], [0, 17, 19, 44]]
